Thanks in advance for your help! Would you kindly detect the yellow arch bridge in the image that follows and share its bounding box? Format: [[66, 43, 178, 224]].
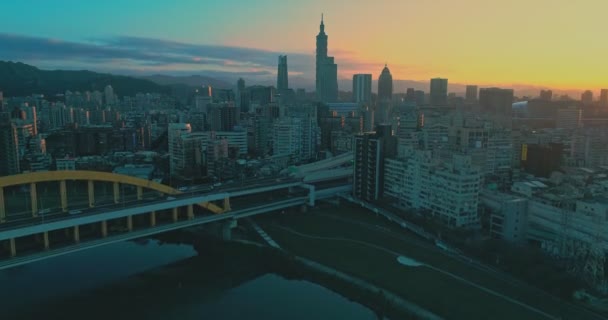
[[0, 170, 228, 222]]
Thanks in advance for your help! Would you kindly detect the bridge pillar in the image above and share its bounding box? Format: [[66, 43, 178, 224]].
[[60, 180, 67, 212], [113, 182, 120, 204], [0, 187, 5, 222], [307, 185, 316, 207], [101, 221, 108, 238], [223, 198, 231, 212], [150, 211, 156, 227], [30, 182, 38, 217], [222, 219, 237, 241], [43, 231, 49, 250], [137, 186, 143, 200], [127, 215, 133, 231], [172, 207, 178, 222], [187, 205, 194, 220], [88, 180, 95, 208], [73, 226, 80, 243], [9, 238, 16, 257]]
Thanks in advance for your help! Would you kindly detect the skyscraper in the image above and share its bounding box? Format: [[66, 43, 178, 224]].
[[581, 90, 593, 105], [277, 55, 288, 91], [378, 65, 393, 102], [465, 85, 478, 102], [352, 74, 372, 103], [376, 65, 393, 125], [600, 89, 608, 107], [430, 78, 448, 106], [479, 87, 514, 115], [315, 15, 338, 103]]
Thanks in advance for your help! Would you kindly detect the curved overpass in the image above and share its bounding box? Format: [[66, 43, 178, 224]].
[[0, 170, 224, 221]]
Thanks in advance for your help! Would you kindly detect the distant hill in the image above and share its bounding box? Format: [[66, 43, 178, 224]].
[[141, 74, 231, 89], [0, 61, 170, 97]]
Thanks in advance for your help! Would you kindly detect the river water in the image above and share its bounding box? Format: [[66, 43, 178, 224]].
[[0, 239, 377, 320]]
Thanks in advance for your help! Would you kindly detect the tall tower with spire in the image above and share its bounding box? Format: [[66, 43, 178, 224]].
[[315, 15, 338, 103]]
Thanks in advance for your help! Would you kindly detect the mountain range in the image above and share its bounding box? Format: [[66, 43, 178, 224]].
[[0, 61, 170, 98]]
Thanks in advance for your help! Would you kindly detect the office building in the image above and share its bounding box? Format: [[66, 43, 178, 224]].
[[405, 88, 416, 102], [315, 16, 338, 103], [430, 78, 448, 106], [214, 129, 248, 157], [353, 124, 397, 201], [377, 65, 393, 102], [581, 90, 593, 105], [277, 55, 289, 92], [479, 87, 514, 115], [353, 74, 372, 104], [600, 89, 608, 107], [465, 85, 478, 102], [540, 90, 553, 101]]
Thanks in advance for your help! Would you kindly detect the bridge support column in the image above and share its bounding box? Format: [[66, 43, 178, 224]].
[[60, 180, 67, 212], [172, 207, 178, 222], [9, 238, 16, 257], [127, 215, 133, 231], [113, 182, 120, 204], [101, 221, 107, 237], [222, 219, 237, 241], [187, 205, 194, 220], [30, 182, 38, 217], [150, 211, 156, 227], [137, 186, 143, 200], [43, 232, 49, 250], [88, 180, 95, 208], [223, 198, 231, 212], [73, 226, 80, 243], [0, 187, 5, 222]]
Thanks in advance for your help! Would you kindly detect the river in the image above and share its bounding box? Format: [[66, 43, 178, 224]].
[[0, 238, 377, 320]]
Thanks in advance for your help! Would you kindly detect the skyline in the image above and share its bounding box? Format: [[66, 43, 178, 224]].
[[0, 0, 606, 95]]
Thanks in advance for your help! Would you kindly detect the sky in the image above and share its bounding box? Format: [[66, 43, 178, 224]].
[[0, 0, 606, 95]]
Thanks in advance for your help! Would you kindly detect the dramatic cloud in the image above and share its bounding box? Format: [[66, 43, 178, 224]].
[[0, 33, 428, 90]]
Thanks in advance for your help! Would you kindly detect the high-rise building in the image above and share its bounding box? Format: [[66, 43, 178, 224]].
[[384, 151, 482, 228], [581, 90, 593, 105], [540, 90, 553, 101], [277, 55, 289, 91], [315, 15, 338, 103], [273, 118, 303, 157], [104, 85, 115, 106], [405, 88, 416, 102], [0, 112, 20, 176], [430, 78, 448, 106], [377, 65, 393, 102], [600, 89, 608, 107], [352, 74, 372, 104], [555, 105, 582, 130], [168, 123, 192, 175], [479, 87, 514, 115], [376, 65, 393, 124], [353, 124, 397, 201], [465, 85, 478, 102]]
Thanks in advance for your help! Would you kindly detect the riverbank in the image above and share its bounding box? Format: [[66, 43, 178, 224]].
[[256, 204, 606, 320]]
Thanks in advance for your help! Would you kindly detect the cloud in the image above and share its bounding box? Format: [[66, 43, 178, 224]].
[[0, 33, 419, 89]]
